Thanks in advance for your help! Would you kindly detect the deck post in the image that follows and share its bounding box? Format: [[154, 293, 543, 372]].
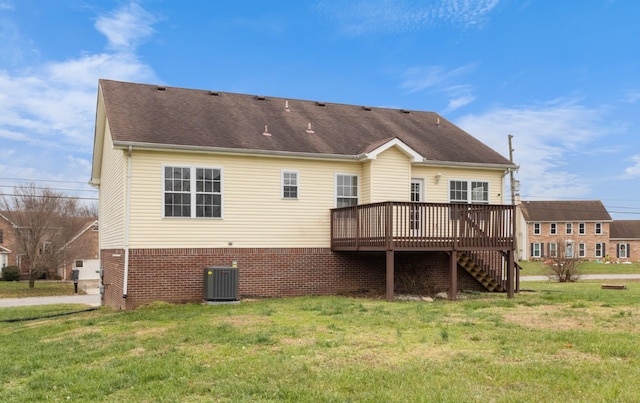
[[386, 250, 394, 302], [507, 249, 515, 298], [449, 250, 458, 300]]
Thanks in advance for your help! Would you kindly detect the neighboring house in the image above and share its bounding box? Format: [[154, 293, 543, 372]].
[[518, 200, 612, 261], [609, 220, 640, 262], [0, 212, 18, 276], [59, 219, 100, 281], [90, 79, 519, 310]]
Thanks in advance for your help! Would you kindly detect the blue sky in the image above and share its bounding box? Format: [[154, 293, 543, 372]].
[[1, 0, 639, 218]]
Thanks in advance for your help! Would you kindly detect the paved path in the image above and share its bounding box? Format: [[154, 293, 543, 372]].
[[0, 289, 101, 308], [521, 274, 640, 282]]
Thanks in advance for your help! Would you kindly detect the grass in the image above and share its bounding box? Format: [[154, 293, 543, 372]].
[[0, 281, 83, 298], [1, 282, 640, 402], [519, 260, 640, 276]]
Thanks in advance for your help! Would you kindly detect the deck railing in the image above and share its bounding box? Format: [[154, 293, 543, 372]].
[[331, 201, 514, 251]]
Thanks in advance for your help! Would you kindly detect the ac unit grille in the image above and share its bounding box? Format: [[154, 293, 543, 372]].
[[204, 267, 239, 301]]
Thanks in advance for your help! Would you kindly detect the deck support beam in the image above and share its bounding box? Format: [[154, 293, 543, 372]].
[[507, 249, 515, 298], [386, 250, 394, 302], [449, 250, 458, 300]]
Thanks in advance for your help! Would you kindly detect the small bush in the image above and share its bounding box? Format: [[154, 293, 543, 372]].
[[1, 266, 21, 281]]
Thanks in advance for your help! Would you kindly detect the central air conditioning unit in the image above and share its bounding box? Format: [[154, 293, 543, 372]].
[[204, 267, 239, 301]]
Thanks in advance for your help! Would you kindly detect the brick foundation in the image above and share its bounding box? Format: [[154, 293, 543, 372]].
[[101, 248, 486, 309]]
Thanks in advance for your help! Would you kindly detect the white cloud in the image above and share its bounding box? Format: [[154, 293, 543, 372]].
[[623, 155, 640, 178], [0, 2, 160, 188], [95, 2, 159, 52], [456, 100, 613, 200], [400, 64, 476, 112], [317, 0, 500, 35]]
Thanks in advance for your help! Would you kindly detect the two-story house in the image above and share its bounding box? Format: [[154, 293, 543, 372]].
[[518, 200, 612, 261], [0, 212, 17, 274], [90, 79, 519, 310], [609, 220, 640, 262]]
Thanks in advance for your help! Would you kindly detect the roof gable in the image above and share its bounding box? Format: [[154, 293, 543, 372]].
[[96, 79, 514, 168], [521, 200, 612, 222]]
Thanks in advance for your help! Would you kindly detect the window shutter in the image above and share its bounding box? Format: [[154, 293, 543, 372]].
[[530, 243, 534, 257], [616, 244, 620, 258], [541, 243, 545, 257], [627, 244, 631, 258]]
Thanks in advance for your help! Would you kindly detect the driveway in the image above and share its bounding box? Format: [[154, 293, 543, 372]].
[[521, 274, 640, 282], [0, 287, 101, 308]]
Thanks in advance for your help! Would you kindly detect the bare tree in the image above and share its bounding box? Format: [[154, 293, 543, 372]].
[[543, 240, 584, 282], [0, 184, 93, 288]]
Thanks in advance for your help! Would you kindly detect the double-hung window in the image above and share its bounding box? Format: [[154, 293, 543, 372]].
[[549, 242, 557, 258], [578, 243, 586, 258], [566, 223, 573, 235], [595, 243, 605, 258], [550, 223, 557, 235], [595, 222, 602, 235], [533, 223, 541, 235], [578, 223, 585, 235], [336, 174, 358, 207], [449, 180, 489, 204], [164, 166, 222, 218], [282, 171, 299, 199], [532, 243, 542, 258]]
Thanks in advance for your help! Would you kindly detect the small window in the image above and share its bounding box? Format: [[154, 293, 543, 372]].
[[618, 243, 629, 259], [595, 243, 605, 258], [578, 223, 585, 235], [566, 223, 573, 235], [533, 223, 541, 235], [75, 260, 84, 268], [531, 243, 542, 258], [336, 174, 358, 207], [578, 243, 586, 258], [550, 223, 557, 235], [282, 171, 299, 199], [548, 242, 557, 258], [595, 222, 602, 235]]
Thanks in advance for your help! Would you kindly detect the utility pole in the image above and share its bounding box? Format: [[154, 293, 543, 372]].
[[508, 134, 519, 294]]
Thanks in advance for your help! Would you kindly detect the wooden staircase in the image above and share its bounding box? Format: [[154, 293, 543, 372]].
[[457, 252, 505, 292]]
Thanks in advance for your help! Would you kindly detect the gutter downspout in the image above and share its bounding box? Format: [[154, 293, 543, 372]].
[[123, 145, 132, 300]]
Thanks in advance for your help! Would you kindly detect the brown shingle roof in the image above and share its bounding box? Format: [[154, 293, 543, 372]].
[[610, 220, 640, 239], [521, 200, 612, 222], [98, 79, 514, 166]]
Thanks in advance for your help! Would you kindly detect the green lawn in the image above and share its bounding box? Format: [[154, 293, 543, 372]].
[[0, 281, 83, 298], [519, 260, 640, 276], [1, 283, 639, 402]]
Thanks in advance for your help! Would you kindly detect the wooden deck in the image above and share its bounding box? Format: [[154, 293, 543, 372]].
[[331, 202, 515, 252], [330, 202, 517, 300]]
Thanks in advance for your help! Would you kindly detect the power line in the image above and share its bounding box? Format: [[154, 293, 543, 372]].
[[0, 185, 97, 193], [0, 177, 89, 185], [0, 193, 98, 201]]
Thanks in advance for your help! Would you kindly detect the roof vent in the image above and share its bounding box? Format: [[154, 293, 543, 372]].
[[315, 101, 326, 107], [306, 122, 315, 134], [436, 117, 441, 126], [362, 106, 372, 111], [285, 100, 290, 112], [209, 91, 219, 96], [157, 86, 166, 91], [255, 95, 266, 100], [400, 109, 411, 114], [262, 125, 271, 137]]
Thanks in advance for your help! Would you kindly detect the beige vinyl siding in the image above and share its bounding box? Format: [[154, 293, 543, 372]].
[[410, 166, 506, 204], [369, 146, 411, 203], [360, 160, 371, 204], [127, 151, 361, 248], [98, 123, 127, 249]]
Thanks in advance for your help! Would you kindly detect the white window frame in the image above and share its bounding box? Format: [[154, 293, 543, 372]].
[[595, 243, 605, 258], [595, 222, 602, 235], [335, 173, 359, 208], [618, 244, 628, 259], [548, 242, 557, 258], [550, 222, 557, 235], [449, 180, 489, 204], [566, 222, 573, 235], [282, 170, 299, 199], [533, 223, 541, 235], [163, 165, 223, 219], [578, 222, 585, 235], [565, 241, 574, 258], [578, 243, 586, 258], [532, 243, 542, 258]]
